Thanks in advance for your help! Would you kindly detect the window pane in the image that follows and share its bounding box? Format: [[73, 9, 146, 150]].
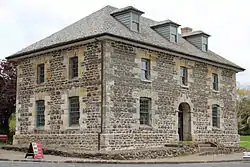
[[170, 34, 177, 43], [202, 36, 208, 44], [212, 74, 218, 90], [132, 22, 139, 32], [180, 67, 188, 86], [132, 13, 139, 22], [141, 60, 147, 70], [212, 104, 220, 128], [70, 57, 78, 78], [140, 98, 151, 125], [36, 100, 45, 127], [202, 44, 208, 52], [141, 59, 150, 80], [69, 96, 80, 126], [170, 26, 177, 34], [37, 64, 44, 84]]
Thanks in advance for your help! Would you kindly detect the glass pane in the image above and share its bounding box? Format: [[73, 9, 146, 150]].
[[132, 13, 139, 22], [180, 67, 184, 77], [140, 98, 151, 125], [141, 59, 150, 80], [37, 64, 45, 83], [170, 26, 177, 34], [202, 36, 208, 44], [132, 22, 139, 32], [141, 60, 147, 70], [212, 105, 220, 127], [70, 57, 78, 78], [141, 70, 146, 80], [36, 100, 45, 127], [69, 97, 80, 126], [180, 67, 187, 85], [170, 34, 177, 43], [202, 44, 206, 51]]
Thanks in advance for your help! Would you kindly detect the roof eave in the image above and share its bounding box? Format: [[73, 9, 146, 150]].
[[5, 33, 106, 60], [6, 32, 245, 72]]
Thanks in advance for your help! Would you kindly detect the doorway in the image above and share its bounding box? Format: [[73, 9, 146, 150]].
[[178, 102, 192, 141]]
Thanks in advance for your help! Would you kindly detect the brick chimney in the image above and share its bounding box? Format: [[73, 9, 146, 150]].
[[181, 27, 193, 34]]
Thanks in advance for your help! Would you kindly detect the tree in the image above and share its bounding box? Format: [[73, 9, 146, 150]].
[[0, 59, 16, 134], [237, 87, 250, 135]]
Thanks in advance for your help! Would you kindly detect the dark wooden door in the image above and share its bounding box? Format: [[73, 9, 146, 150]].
[[178, 111, 184, 141]]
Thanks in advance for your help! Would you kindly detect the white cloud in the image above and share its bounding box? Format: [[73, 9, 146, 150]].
[[0, 0, 249, 85]]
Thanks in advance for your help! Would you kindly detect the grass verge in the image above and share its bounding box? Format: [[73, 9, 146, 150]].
[[240, 135, 250, 149]]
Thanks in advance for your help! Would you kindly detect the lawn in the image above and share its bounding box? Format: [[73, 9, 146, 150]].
[[240, 136, 250, 149]]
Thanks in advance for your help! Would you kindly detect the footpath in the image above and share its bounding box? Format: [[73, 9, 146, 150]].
[[0, 149, 249, 164]]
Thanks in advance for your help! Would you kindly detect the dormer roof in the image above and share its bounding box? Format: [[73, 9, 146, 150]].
[[151, 19, 180, 28], [111, 6, 144, 16]]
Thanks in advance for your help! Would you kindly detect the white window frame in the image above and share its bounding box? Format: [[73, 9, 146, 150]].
[[202, 36, 208, 52], [170, 26, 178, 43], [131, 13, 140, 32], [180, 66, 188, 86]]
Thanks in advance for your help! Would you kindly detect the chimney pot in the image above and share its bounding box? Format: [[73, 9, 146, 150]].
[[181, 27, 193, 34]]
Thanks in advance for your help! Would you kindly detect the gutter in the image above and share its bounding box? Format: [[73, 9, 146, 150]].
[[6, 33, 245, 72]]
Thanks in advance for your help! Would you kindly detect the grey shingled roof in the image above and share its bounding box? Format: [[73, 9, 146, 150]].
[[182, 30, 210, 37], [7, 5, 244, 70]]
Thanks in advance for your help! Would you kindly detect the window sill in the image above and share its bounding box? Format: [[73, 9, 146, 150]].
[[212, 90, 219, 93], [34, 127, 45, 131], [212, 126, 222, 131], [180, 85, 189, 89], [67, 125, 80, 130], [69, 77, 79, 81], [141, 79, 152, 83], [36, 82, 46, 86], [139, 124, 153, 130]]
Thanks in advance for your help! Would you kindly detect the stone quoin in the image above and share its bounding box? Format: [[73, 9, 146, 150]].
[[6, 5, 245, 151]]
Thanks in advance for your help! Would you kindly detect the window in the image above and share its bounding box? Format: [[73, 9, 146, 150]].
[[131, 13, 140, 32], [212, 104, 220, 128], [141, 59, 150, 80], [69, 96, 80, 126], [69, 57, 78, 79], [36, 100, 45, 127], [170, 26, 178, 43], [202, 36, 208, 52], [180, 66, 188, 86], [140, 97, 151, 125], [212, 73, 218, 91], [37, 64, 44, 84]]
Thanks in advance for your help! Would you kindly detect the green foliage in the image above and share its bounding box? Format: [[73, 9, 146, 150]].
[[8, 113, 16, 144], [237, 87, 250, 135], [9, 113, 16, 135], [240, 136, 250, 149]]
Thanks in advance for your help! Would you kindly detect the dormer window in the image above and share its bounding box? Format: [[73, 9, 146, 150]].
[[132, 13, 140, 32], [111, 6, 144, 33], [181, 28, 210, 52], [202, 36, 208, 52], [170, 26, 178, 43], [151, 20, 180, 43]]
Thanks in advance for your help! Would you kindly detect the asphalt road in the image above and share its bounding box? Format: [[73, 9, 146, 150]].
[[0, 162, 250, 167]]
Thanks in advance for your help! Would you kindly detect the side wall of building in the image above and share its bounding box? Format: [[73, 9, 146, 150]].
[[101, 39, 239, 151], [14, 42, 102, 151]]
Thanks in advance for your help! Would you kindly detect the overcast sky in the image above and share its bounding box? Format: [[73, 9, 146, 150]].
[[0, 0, 249, 86]]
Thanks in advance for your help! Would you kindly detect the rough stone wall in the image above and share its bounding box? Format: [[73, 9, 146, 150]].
[[101, 40, 239, 151], [14, 41, 102, 150]]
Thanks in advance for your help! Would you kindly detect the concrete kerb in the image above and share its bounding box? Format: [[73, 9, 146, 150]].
[[0, 158, 250, 164]]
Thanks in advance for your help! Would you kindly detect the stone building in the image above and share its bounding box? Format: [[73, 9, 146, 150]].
[[7, 5, 245, 151]]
